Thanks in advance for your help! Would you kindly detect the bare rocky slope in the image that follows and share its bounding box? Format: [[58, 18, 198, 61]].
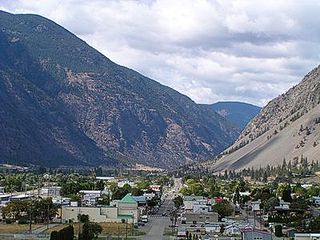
[[0, 11, 239, 168], [203, 65, 320, 172]]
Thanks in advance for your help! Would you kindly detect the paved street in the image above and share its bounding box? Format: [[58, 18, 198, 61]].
[[142, 216, 170, 240], [141, 178, 182, 239]]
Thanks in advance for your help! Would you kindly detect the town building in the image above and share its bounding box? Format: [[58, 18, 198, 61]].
[[79, 190, 106, 206], [225, 225, 241, 235], [40, 186, 61, 197], [205, 223, 220, 233], [295, 233, 320, 239], [312, 196, 320, 206], [240, 228, 272, 240], [117, 180, 135, 188], [185, 212, 219, 224], [275, 199, 290, 210], [183, 196, 207, 212], [62, 193, 139, 223]]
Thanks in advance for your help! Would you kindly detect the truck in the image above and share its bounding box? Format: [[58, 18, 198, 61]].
[[141, 215, 148, 223]]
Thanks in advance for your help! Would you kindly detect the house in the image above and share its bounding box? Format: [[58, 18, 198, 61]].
[[183, 196, 207, 212], [150, 185, 161, 193], [143, 192, 156, 201], [0, 194, 11, 206], [193, 202, 211, 213], [79, 190, 106, 206], [240, 228, 272, 240], [250, 200, 261, 211], [52, 197, 71, 206], [117, 180, 135, 188], [10, 194, 33, 201], [313, 196, 320, 206], [239, 191, 251, 197], [275, 199, 290, 210], [205, 223, 220, 233], [224, 225, 241, 235], [133, 195, 146, 206], [295, 233, 320, 239], [96, 176, 115, 181], [213, 196, 223, 204], [185, 212, 219, 224], [40, 186, 61, 197]]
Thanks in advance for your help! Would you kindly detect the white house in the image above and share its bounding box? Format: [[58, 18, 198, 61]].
[[41, 186, 61, 197], [79, 190, 106, 206], [275, 199, 290, 210], [250, 200, 261, 211], [52, 197, 71, 206], [143, 192, 156, 201], [295, 233, 320, 239], [183, 196, 207, 212], [193, 202, 211, 213], [117, 180, 135, 188], [224, 225, 241, 235], [205, 224, 220, 233]]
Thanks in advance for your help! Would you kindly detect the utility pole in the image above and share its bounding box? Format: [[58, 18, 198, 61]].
[[29, 208, 32, 233], [47, 203, 49, 229], [125, 219, 128, 239]]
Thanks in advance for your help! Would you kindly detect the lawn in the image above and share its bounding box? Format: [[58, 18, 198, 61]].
[[46, 222, 145, 236], [0, 223, 43, 233]]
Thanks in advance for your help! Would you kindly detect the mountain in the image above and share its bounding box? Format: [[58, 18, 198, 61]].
[[210, 101, 261, 129], [203, 65, 320, 172], [0, 11, 240, 168]]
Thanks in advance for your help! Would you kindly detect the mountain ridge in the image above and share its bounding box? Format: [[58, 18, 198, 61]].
[[210, 101, 261, 129], [0, 10, 240, 168], [202, 65, 320, 172]]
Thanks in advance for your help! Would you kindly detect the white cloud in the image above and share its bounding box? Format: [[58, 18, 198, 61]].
[[1, 0, 320, 106]]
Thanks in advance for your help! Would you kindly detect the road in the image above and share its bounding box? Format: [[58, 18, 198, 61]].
[[141, 216, 170, 240], [141, 177, 182, 239]]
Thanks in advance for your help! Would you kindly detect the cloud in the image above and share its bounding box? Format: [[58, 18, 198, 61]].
[[1, 0, 320, 106]]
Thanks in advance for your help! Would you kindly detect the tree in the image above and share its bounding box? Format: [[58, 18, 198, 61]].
[[213, 200, 234, 218], [131, 187, 143, 196], [282, 187, 292, 203], [173, 196, 183, 209], [97, 194, 110, 205], [112, 187, 130, 200], [275, 225, 283, 237], [50, 231, 58, 240], [51, 225, 74, 240], [79, 222, 102, 240], [95, 180, 105, 191], [263, 197, 279, 211], [220, 224, 225, 234], [309, 217, 320, 231], [78, 214, 89, 223]]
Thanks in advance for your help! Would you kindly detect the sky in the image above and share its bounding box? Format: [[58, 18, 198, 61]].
[[1, 0, 320, 107]]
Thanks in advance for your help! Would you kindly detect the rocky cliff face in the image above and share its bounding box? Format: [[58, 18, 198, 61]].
[[203, 65, 320, 172], [0, 11, 239, 168]]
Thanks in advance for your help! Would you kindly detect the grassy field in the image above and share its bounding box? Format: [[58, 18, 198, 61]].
[[46, 222, 145, 236], [0, 223, 43, 233]]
